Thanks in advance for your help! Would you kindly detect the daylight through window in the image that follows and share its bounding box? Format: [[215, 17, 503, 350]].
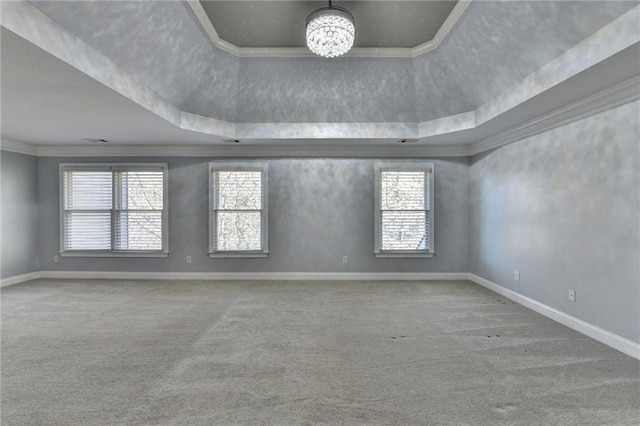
[[375, 163, 434, 257], [210, 163, 268, 256], [61, 164, 168, 254]]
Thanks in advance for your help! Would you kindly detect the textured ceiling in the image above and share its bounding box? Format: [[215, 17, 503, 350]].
[[200, 1, 457, 48], [27, 0, 636, 125], [3, 22, 638, 150], [2, 1, 639, 150]]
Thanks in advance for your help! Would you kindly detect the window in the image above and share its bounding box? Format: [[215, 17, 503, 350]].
[[209, 162, 268, 257], [60, 164, 168, 256], [375, 162, 434, 258]]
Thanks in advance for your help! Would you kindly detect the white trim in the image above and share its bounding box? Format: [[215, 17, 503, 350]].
[[59, 163, 170, 254], [209, 162, 269, 255], [474, 5, 640, 129], [3, 269, 637, 359], [1, 272, 41, 288], [208, 253, 268, 259], [7, 75, 636, 160], [466, 273, 640, 360], [374, 162, 435, 256], [37, 271, 468, 282], [3, 2, 636, 149], [29, 142, 467, 158], [0, 139, 38, 156], [186, 0, 472, 59], [184, 0, 239, 57], [374, 253, 435, 259], [59, 252, 169, 258], [414, 1, 472, 57], [469, 75, 640, 156]]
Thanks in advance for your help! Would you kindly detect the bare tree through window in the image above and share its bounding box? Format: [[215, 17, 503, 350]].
[[375, 163, 433, 256], [62, 165, 167, 253], [115, 171, 163, 251], [212, 168, 265, 252]]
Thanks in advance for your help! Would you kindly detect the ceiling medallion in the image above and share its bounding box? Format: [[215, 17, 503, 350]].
[[306, 1, 355, 58]]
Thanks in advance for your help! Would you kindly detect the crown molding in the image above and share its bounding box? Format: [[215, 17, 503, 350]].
[[27, 143, 471, 158], [5, 0, 636, 147], [186, 0, 472, 59], [413, 0, 471, 57], [469, 75, 640, 156], [3, 2, 637, 158], [5, 75, 637, 159], [0, 139, 38, 156], [474, 5, 640, 128]]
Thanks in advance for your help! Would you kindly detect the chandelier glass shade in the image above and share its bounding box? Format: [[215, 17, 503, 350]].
[[306, 5, 355, 58]]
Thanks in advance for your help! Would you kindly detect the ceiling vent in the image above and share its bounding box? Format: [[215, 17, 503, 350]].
[[84, 138, 109, 143], [399, 138, 418, 144]]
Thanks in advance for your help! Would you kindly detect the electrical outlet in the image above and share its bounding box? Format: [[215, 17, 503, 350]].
[[568, 289, 576, 302], [514, 271, 520, 282], [342, 256, 348, 264], [186, 256, 192, 264], [53, 255, 59, 263]]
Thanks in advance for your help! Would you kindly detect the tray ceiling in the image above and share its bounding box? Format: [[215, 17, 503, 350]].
[[199, 1, 457, 48], [2, 1, 639, 155]]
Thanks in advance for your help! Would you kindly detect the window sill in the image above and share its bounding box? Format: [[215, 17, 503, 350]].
[[60, 251, 169, 258], [208, 252, 269, 259], [374, 252, 435, 259]]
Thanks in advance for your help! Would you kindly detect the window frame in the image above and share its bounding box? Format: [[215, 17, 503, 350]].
[[208, 162, 269, 258], [59, 163, 169, 257], [374, 162, 435, 258]]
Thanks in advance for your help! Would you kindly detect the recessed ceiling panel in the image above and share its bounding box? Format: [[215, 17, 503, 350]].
[[200, 1, 457, 48]]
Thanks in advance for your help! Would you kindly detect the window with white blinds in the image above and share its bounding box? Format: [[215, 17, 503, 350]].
[[375, 163, 434, 257], [209, 163, 268, 257], [60, 164, 168, 255]]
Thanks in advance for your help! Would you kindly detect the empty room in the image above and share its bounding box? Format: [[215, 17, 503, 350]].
[[1, 0, 639, 424]]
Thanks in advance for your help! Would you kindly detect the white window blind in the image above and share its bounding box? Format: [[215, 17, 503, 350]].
[[210, 164, 268, 255], [375, 163, 434, 257], [61, 165, 167, 254], [63, 170, 112, 250]]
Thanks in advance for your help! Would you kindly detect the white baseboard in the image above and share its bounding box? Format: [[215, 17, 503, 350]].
[[466, 273, 640, 361], [0, 272, 41, 288], [37, 271, 468, 281], [3, 270, 637, 359]]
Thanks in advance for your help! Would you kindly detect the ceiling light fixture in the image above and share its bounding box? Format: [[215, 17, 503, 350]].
[[306, 0, 355, 58]]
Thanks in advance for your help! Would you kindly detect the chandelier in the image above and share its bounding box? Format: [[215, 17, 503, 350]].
[[306, 1, 355, 58]]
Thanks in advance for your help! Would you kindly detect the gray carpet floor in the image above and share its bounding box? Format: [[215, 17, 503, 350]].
[[1, 279, 639, 425]]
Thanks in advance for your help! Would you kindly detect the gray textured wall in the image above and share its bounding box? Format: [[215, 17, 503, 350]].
[[1, 150, 39, 278], [37, 157, 469, 274], [469, 101, 640, 343]]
